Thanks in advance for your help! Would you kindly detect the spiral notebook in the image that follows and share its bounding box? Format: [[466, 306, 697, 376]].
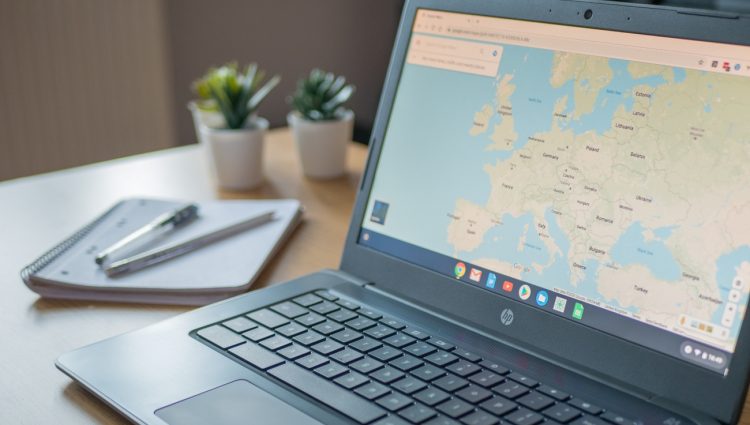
[[21, 198, 303, 305]]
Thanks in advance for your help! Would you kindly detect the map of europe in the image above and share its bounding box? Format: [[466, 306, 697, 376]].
[[446, 46, 750, 352]]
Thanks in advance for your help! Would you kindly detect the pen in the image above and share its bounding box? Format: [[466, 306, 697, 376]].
[[95, 203, 199, 265], [104, 210, 275, 277]]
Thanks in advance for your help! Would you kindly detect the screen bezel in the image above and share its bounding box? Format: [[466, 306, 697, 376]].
[[340, 0, 750, 422]]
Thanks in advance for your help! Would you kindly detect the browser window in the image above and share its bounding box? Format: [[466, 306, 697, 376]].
[[360, 9, 750, 375]]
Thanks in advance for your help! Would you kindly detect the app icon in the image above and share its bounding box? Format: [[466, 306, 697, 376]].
[[486, 273, 497, 289], [518, 284, 531, 300], [711, 60, 718, 68], [469, 268, 483, 282], [573, 303, 584, 320], [553, 296, 567, 313], [502, 280, 514, 292], [454, 262, 466, 279], [535, 290, 549, 307], [370, 200, 390, 224], [735, 63, 742, 71]]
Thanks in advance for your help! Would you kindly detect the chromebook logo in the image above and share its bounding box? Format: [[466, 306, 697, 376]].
[[454, 262, 466, 279]]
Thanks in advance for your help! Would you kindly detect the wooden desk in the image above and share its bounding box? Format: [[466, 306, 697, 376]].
[[1, 128, 749, 423]]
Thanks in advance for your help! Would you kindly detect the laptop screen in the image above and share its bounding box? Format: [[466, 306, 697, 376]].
[[359, 9, 750, 375]]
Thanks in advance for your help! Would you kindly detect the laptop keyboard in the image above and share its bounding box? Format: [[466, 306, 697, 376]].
[[194, 290, 639, 425]]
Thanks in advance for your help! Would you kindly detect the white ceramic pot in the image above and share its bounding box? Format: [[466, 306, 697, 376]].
[[199, 117, 268, 190], [188, 101, 226, 144], [288, 109, 354, 179]]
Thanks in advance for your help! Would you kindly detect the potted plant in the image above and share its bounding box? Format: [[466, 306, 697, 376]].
[[288, 69, 355, 179], [192, 62, 280, 190]]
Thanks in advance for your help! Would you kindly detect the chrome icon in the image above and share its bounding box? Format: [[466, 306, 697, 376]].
[[454, 262, 467, 279]]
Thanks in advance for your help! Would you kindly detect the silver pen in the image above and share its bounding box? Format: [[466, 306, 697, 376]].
[[104, 210, 275, 277], [94, 203, 199, 265]]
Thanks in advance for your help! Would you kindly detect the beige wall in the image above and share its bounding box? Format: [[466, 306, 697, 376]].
[[0, 0, 175, 181]]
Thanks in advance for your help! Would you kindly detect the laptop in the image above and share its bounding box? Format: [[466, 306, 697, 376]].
[[57, 1, 750, 424]]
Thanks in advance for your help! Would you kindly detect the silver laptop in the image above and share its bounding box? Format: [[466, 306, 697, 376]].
[[57, 1, 750, 424]]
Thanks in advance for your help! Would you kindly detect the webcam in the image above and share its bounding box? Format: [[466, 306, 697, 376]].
[[584, 9, 593, 19]]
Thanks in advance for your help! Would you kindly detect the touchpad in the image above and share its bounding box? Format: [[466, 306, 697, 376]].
[[155, 380, 324, 425]]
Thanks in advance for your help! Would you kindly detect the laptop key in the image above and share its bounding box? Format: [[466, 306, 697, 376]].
[[600, 411, 637, 425], [260, 335, 292, 351], [229, 343, 284, 370], [377, 392, 414, 412], [295, 312, 327, 326], [459, 410, 498, 425], [504, 408, 543, 425], [570, 416, 608, 425], [381, 316, 407, 330], [392, 376, 428, 395], [221, 316, 257, 333], [400, 403, 436, 423], [336, 299, 361, 310], [542, 403, 581, 422], [507, 372, 538, 388], [315, 362, 349, 379], [276, 322, 307, 337], [295, 352, 329, 369], [373, 417, 411, 425], [331, 348, 365, 364], [479, 360, 509, 375], [328, 309, 359, 323], [412, 364, 446, 381], [404, 328, 430, 340], [351, 336, 383, 352], [366, 325, 397, 339], [453, 349, 481, 363], [425, 351, 459, 367], [271, 301, 308, 318], [292, 293, 323, 307], [435, 398, 473, 418], [414, 387, 450, 406], [385, 333, 417, 348], [516, 391, 554, 411], [247, 309, 289, 329], [242, 326, 275, 342], [313, 320, 344, 335], [269, 362, 386, 424], [348, 317, 379, 331], [455, 385, 492, 404], [359, 309, 383, 320], [568, 399, 603, 415], [371, 366, 406, 384], [427, 338, 455, 351], [390, 354, 423, 371], [335, 371, 370, 389], [478, 396, 516, 416], [468, 370, 504, 388], [331, 328, 363, 344], [446, 361, 481, 377], [277, 343, 310, 360], [351, 357, 385, 374], [293, 330, 326, 346], [371, 346, 404, 362], [310, 301, 340, 315], [536, 385, 569, 401], [356, 382, 391, 400], [197, 325, 246, 349], [433, 374, 469, 392], [405, 342, 437, 357], [314, 290, 338, 301], [425, 417, 461, 425], [312, 339, 344, 355], [492, 381, 529, 399]]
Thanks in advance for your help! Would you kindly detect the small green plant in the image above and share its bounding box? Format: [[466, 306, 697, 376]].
[[290, 69, 355, 121], [192, 62, 280, 129]]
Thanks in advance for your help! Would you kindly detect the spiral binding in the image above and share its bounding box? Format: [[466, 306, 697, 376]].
[[20, 201, 125, 284]]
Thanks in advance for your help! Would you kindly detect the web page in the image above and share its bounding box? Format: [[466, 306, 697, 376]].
[[360, 9, 750, 375]]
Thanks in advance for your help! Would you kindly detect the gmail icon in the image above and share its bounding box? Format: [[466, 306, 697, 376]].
[[469, 268, 483, 282]]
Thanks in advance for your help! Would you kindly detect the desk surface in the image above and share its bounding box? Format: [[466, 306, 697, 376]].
[[1, 128, 749, 424]]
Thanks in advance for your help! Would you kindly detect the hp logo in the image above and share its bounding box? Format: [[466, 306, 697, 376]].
[[500, 308, 514, 326]]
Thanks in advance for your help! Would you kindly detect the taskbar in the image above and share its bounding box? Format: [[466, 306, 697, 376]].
[[358, 228, 731, 375]]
